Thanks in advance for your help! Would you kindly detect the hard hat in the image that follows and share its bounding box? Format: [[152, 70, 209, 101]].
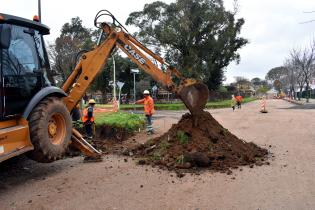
[[143, 90, 150, 94], [88, 99, 96, 104]]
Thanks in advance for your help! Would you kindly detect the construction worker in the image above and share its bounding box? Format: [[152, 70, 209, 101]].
[[72, 103, 81, 122], [135, 90, 155, 135], [231, 95, 236, 111], [71, 103, 82, 131], [82, 99, 96, 139], [235, 95, 243, 109]]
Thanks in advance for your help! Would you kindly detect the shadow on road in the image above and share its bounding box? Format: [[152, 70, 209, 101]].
[[0, 155, 79, 193], [278, 103, 315, 110]]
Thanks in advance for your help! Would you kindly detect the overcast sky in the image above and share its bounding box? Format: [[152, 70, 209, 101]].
[[1, 0, 315, 83]]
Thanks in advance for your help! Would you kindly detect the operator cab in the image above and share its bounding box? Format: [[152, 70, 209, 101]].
[[0, 13, 52, 120]]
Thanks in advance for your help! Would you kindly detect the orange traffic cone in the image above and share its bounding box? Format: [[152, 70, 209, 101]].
[[113, 99, 119, 112], [260, 97, 268, 113]]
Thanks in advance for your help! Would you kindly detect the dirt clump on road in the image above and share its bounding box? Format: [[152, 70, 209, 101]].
[[132, 111, 268, 172]]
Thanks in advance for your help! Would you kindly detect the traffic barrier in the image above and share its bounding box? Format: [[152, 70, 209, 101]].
[[260, 98, 267, 113]]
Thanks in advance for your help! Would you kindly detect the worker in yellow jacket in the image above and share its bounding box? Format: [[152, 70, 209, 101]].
[[82, 99, 96, 139], [231, 95, 236, 111]]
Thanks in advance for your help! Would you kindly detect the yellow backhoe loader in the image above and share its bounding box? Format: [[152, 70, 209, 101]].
[[0, 10, 209, 163]]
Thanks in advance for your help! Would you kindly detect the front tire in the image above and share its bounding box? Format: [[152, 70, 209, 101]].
[[27, 97, 72, 163]]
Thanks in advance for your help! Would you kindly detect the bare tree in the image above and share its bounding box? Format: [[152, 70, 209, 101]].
[[283, 59, 296, 99], [232, 0, 240, 15], [290, 44, 315, 102], [294, 62, 306, 101], [300, 11, 315, 24]]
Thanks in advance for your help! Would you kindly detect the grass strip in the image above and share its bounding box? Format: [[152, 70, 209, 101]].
[[94, 112, 145, 132], [96, 97, 257, 111]]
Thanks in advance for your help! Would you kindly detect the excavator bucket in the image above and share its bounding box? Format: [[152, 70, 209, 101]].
[[71, 128, 102, 161], [178, 82, 209, 115]]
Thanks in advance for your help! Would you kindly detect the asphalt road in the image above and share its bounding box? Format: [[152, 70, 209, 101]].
[[1, 99, 315, 210]]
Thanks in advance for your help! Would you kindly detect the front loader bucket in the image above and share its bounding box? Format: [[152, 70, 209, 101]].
[[178, 82, 209, 115]]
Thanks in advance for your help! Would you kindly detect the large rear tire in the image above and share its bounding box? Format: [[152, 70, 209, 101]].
[[27, 97, 72, 163]]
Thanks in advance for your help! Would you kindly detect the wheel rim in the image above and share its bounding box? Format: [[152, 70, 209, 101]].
[[48, 113, 66, 145]]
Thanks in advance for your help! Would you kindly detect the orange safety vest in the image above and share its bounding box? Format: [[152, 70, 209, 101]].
[[136, 96, 155, 115], [82, 107, 94, 123], [235, 96, 243, 102]]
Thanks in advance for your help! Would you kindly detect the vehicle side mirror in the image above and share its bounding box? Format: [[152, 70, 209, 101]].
[[0, 24, 11, 49]]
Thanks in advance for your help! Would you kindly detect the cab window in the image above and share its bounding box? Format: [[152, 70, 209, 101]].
[[0, 24, 45, 117]]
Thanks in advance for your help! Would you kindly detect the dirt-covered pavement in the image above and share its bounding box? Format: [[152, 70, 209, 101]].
[[1, 99, 315, 210]]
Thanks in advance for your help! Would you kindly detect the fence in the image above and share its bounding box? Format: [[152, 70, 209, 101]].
[[297, 89, 315, 99]]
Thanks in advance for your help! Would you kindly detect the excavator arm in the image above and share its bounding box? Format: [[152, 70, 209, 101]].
[[62, 10, 208, 114], [61, 10, 209, 158]]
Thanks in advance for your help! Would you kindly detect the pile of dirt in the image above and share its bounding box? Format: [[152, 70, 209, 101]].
[[132, 111, 268, 172]]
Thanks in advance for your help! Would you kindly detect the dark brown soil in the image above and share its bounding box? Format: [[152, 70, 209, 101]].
[[132, 111, 268, 172], [95, 125, 131, 141], [67, 125, 133, 156], [90, 125, 134, 154]]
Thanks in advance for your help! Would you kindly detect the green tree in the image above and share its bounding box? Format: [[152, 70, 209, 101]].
[[273, 80, 282, 93], [218, 85, 228, 93], [256, 86, 269, 95], [251, 77, 262, 87], [265, 66, 287, 82], [90, 54, 138, 103], [48, 17, 97, 85], [232, 76, 251, 95], [265, 66, 288, 94], [126, 0, 248, 90], [48, 17, 142, 102]]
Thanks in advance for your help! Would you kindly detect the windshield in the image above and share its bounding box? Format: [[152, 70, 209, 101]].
[[1, 24, 51, 85]]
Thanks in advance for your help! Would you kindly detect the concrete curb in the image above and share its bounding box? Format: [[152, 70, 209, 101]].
[[283, 98, 304, 105]]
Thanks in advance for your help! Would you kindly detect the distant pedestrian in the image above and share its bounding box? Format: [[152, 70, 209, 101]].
[[231, 95, 236, 111], [83, 94, 88, 104], [135, 90, 155, 135], [235, 95, 243, 109]]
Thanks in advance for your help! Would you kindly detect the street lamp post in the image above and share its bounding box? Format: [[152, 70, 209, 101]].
[[237, 84, 240, 96], [38, 0, 41, 22], [131, 69, 139, 104], [117, 81, 125, 110], [112, 55, 116, 101], [152, 85, 158, 99]]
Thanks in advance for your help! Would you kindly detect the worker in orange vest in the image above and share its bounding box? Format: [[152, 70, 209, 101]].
[[135, 90, 155, 135], [82, 99, 96, 139], [235, 95, 243, 109]]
